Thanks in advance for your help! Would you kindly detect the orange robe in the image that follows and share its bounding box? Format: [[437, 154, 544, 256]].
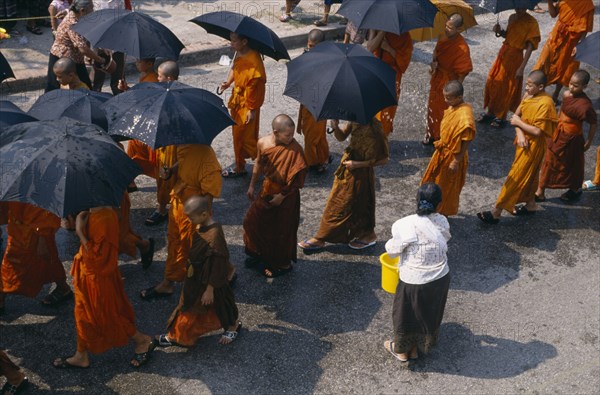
[[297, 105, 328, 167], [534, 0, 594, 86], [1, 202, 65, 298], [117, 192, 142, 258], [421, 103, 476, 216], [373, 32, 413, 136], [484, 12, 540, 120], [496, 93, 557, 212], [156, 145, 178, 207], [72, 208, 136, 354], [594, 147, 600, 186], [166, 144, 222, 282], [228, 49, 266, 172], [427, 34, 472, 140]]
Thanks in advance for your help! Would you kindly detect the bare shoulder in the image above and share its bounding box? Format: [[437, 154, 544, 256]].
[[258, 134, 275, 150]]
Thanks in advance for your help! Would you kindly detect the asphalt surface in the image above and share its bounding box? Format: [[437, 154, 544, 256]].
[[1, 6, 599, 395]]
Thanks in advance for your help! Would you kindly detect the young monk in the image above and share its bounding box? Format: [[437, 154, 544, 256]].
[[582, 147, 600, 191], [0, 202, 72, 314], [297, 29, 330, 174], [537, 70, 597, 202], [477, 71, 558, 224], [155, 195, 241, 347], [53, 57, 88, 90], [219, 33, 266, 178], [367, 30, 413, 136], [479, 8, 540, 128], [145, 60, 180, 226], [53, 207, 155, 369], [421, 81, 475, 217], [0, 350, 28, 394], [244, 114, 308, 278], [534, 0, 594, 103], [140, 143, 222, 300]]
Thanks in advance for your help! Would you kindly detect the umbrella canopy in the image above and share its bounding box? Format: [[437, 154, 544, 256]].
[[72, 9, 184, 60], [575, 31, 600, 70], [28, 89, 112, 130], [190, 11, 290, 61], [0, 101, 37, 130], [410, 0, 478, 41], [103, 81, 235, 149], [478, 0, 539, 13], [284, 42, 397, 123], [0, 118, 141, 218], [337, 0, 438, 35], [0, 51, 15, 82]]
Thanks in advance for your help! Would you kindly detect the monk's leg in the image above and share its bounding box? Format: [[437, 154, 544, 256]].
[[232, 124, 248, 174], [131, 330, 153, 363], [53, 338, 90, 368], [0, 350, 26, 387]]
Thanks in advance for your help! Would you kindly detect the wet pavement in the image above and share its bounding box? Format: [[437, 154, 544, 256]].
[[1, 4, 600, 395]]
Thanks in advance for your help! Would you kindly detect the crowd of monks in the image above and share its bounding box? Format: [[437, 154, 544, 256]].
[[0, 0, 598, 389]]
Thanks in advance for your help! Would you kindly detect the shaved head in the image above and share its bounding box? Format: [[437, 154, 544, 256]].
[[529, 70, 547, 86], [54, 57, 77, 74], [449, 13, 464, 28], [308, 29, 325, 44], [444, 80, 464, 97], [158, 61, 179, 80], [572, 69, 590, 85], [184, 195, 211, 216], [272, 114, 295, 132]]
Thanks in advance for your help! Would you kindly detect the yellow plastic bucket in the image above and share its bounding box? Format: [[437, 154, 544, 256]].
[[380, 253, 400, 294]]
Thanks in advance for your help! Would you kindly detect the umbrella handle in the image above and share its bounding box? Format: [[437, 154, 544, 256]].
[[216, 51, 237, 96]]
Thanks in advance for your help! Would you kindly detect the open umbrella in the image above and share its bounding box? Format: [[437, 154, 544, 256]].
[[0, 51, 14, 83], [284, 41, 397, 123], [27, 89, 112, 130], [410, 0, 478, 41], [0, 118, 141, 218], [478, 0, 539, 13], [337, 0, 438, 35], [575, 31, 600, 70], [72, 9, 184, 60], [190, 11, 290, 61], [0, 101, 37, 130], [103, 81, 234, 149]]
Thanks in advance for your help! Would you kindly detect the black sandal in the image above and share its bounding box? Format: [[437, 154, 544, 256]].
[[221, 168, 248, 178], [490, 118, 505, 128], [41, 289, 73, 306], [0, 377, 29, 395], [477, 211, 500, 224], [26, 25, 43, 35], [476, 112, 495, 124], [130, 342, 155, 368], [140, 286, 173, 301], [52, 357, 89, 369], [512, 205, 536, 216], [262, 265, 293, 278], [145, 211, 168, 226]]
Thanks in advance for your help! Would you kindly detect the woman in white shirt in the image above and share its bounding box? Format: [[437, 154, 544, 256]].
[[383, 183, 451, 363]]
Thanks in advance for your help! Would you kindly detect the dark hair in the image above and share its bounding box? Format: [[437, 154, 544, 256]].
[[416, 183, 442, 216]]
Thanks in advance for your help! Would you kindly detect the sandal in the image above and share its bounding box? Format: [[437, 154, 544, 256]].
[[219, 322, 242, 344], [145, 211, 168, 226], [0, 377, 29, 395], [298, 239, 324, 251], [512, 205, 537, 216], [140, 286, 173, 301], [140, 238, 155, 269], [490, 118, 505, 128], [383, 341, 409, 362], [534, 194, 546, 203], [560, 189, 582, 202], [244, 256, 260, 268], [221, 168, 248, 178], [476, 112, 495, 124], [477, 211, 500, 224], [348, 239, 376, 250], [154, 334, 176, 348], [26, 25, 43, 35], [279, 14, 293, 22], [52, 357, 89, 369], [582, 180, 600, 191], [130, 342, 155, 368], [41, 289, 73, 306], [313, 19, 327, 27], [262, 265, 293, 278]]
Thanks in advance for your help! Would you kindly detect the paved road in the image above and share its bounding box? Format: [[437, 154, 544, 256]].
[[1, 8, 599, 395]]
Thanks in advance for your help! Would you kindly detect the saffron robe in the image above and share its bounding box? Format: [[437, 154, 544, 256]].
[[534, 0, 594, 86], [298, 105, 329, 167], [167, 223, 238, 346], [484, 12, 541, 120], [421, 103, 476, 216], [427, 34, 472, 140], [594, 147, 600, 186], [374, 32, 413, 135], [1, 202, 65, 298], [117, 192, 142, 258], [315, 120, 389, 243], [539, 93, 597, 190], [72, 208, 136, 354], [496, 93, 557, 211], [166, 144, 222, 283], [228, 49, 266, 172], [243, 140, 308, 270]]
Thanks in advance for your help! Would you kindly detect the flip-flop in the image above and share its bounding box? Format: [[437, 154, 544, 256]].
[[41, 289, 73, 306], [348, 239, 376, 250], [383, 341, 408, 362], [220, 322, 242, 344], [140, 286, 173, 301], [512, 205, 537, 216], [262, 265, 293, 278], [477, 211, 500, 224], [298, 239, 324, 251], [154, 334, 176, 347], [490, 118, 505, 128], [53, 357, 89, 369], [130, 342, 155, 368], [583, 180, 600, 191], [221, 168, 248, 178]]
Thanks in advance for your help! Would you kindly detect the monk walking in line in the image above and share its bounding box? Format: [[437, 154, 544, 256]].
[[421, 81, 476, 217], [477, 71, 558, 224]]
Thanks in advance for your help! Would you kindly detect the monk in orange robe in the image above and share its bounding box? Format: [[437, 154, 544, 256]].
[[297, 29, 330, 174], [0, 350, 28, 393], [53, 207, 154, 369], [0, 202, 72, 313], [480, 8, 540, 128], [117, 192, 155, 268], [422, 81, 476, 217], [537, 70, 597, 202], [140, 143, 222, 299], [244, 115, 308, 277], [478, 71, 558, 224], [424, 14, 472, 145], [54, 57, 89, 90], [368, 30, 413, 136], [534, 0, 594, 102], [155, 195, 240, 347], [219, 33, 266, 177]]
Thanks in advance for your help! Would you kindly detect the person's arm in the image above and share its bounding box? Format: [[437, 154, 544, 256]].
[[247, 142, 263, 200], [331, 120, 351, 142], [511, 114, 544, 137], [547, 1, 558, 18], [75, 211, 90, 250], [516, 41, 534, 78], [380, 39, 396, 58], [584, 123, 597, 152], [366, 30, 385, 53], [449, 139, 470, 172], [201, 284, 214, 305], [219, 68, 234, 92], [49, 5, 58, 32]]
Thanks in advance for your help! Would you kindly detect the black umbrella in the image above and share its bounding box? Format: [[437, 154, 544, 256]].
[[72, 9, 184, 60], [478, 0, 539, 13], [283, 42, 397, 123], [0, 51, 15, 83], [27, 89, 112, 130], [576, 31, 600, 70], [190, 11, 290, 61], [0, 101, 37, 130], [102, 81, 235, 149], [0, 118, 141, 218], [337, 0, 438, 35]]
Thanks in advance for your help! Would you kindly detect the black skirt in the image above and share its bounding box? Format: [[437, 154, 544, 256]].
[[392, 273, 450, 354]]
